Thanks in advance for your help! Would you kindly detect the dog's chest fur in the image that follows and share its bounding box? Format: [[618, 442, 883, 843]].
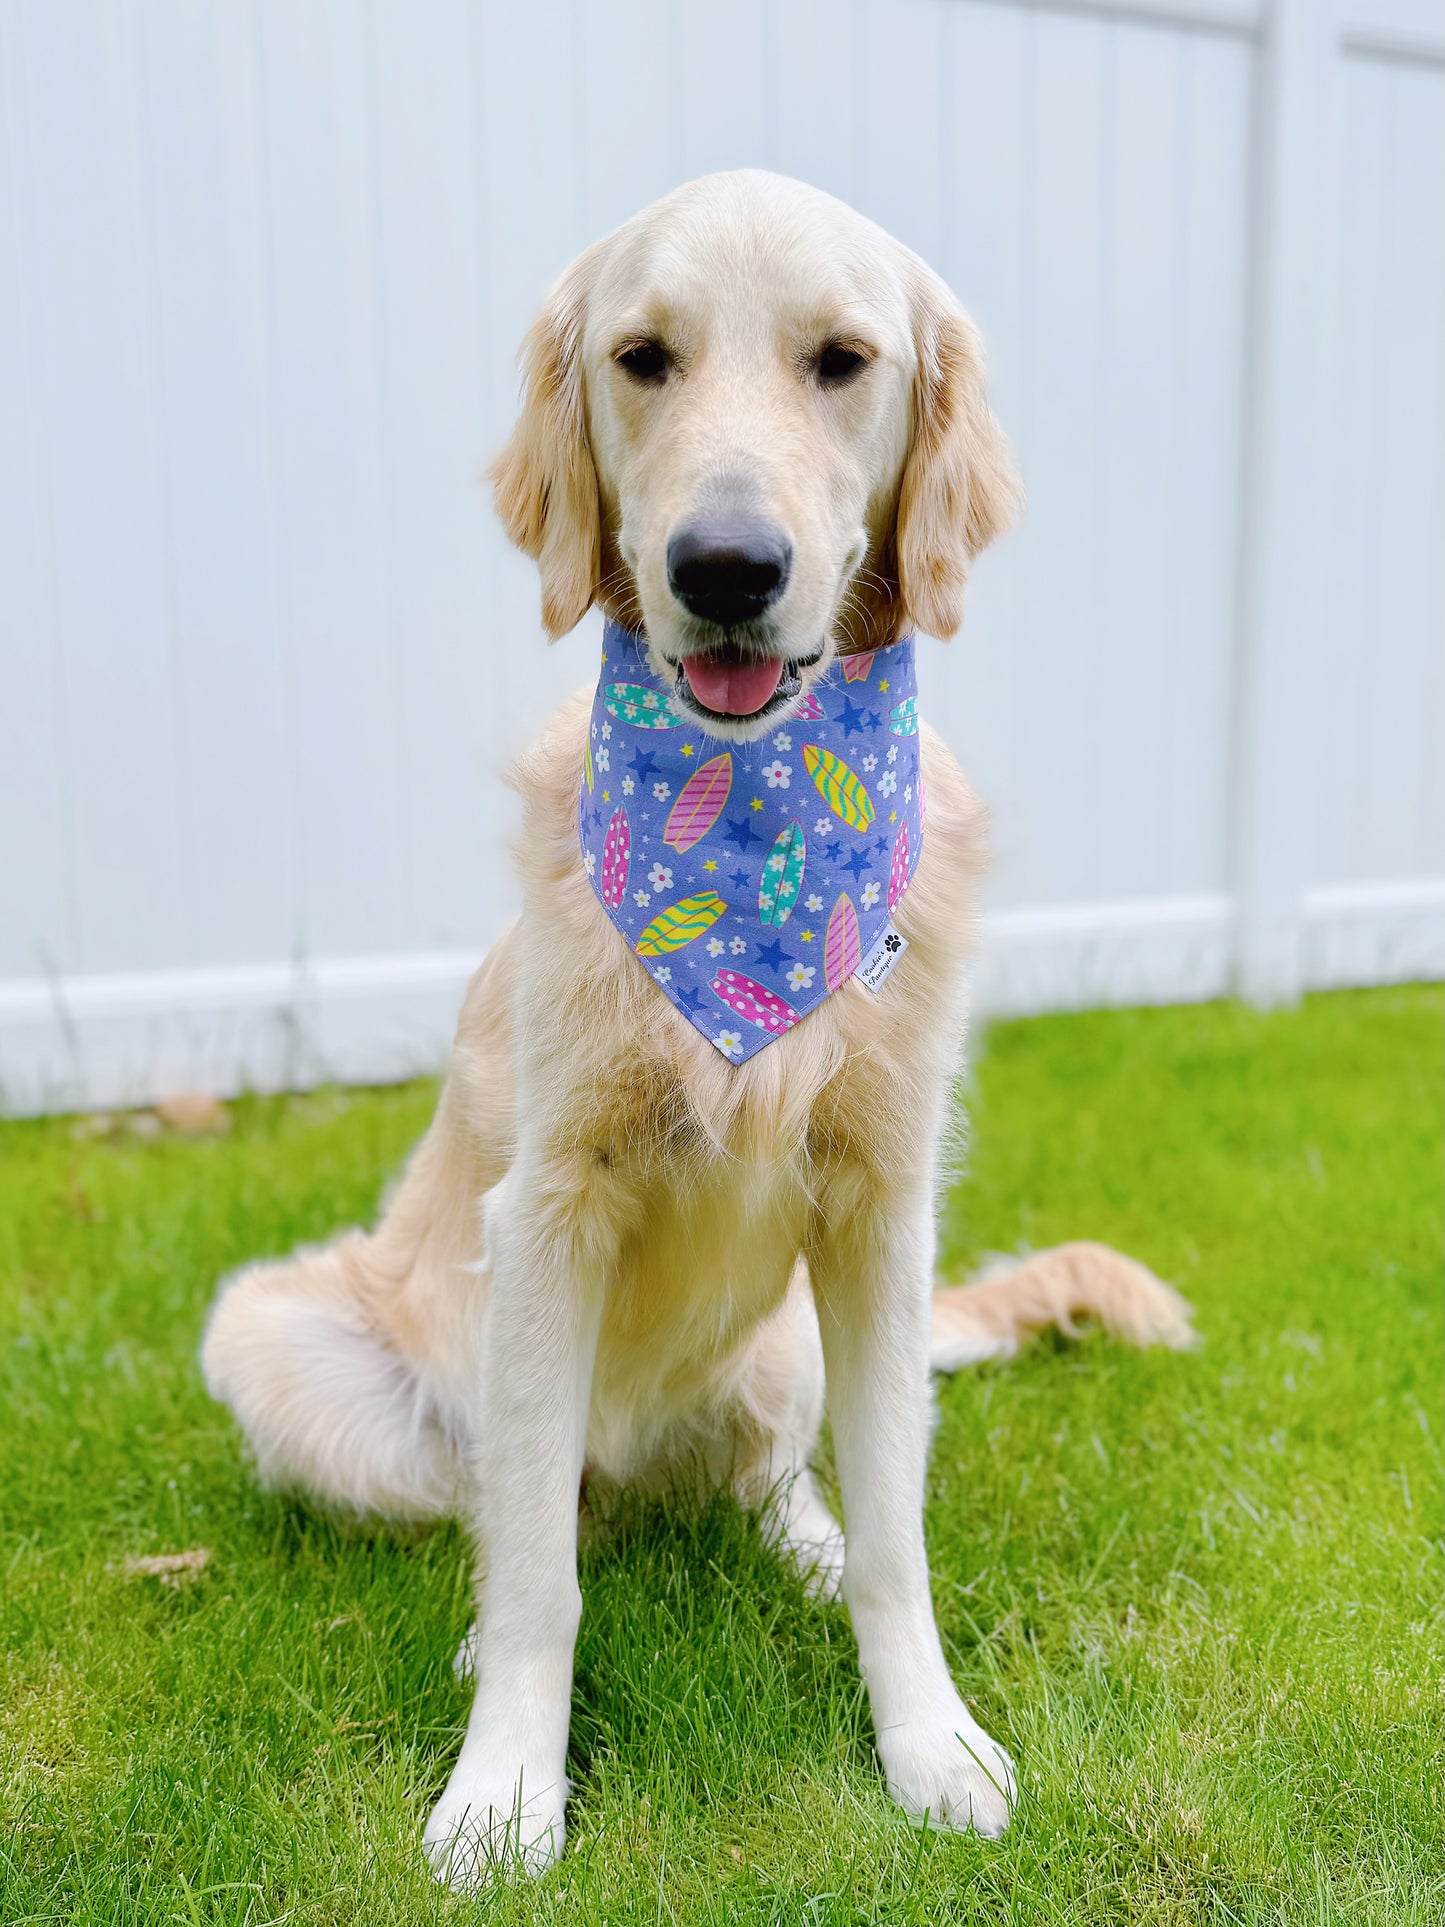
[[496, 695, 987, 1469]]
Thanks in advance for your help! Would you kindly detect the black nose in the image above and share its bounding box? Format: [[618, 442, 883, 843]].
[[666, 520, 793, 629]]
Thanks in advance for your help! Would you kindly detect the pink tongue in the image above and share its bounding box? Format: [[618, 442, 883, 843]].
[[681, 652, 785, 717]]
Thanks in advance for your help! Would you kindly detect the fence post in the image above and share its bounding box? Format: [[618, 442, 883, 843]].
[[1229, 0, 1340, 1003]]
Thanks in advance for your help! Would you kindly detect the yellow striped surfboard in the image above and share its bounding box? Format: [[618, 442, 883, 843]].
[[802, 742, 875, 832], [635, 890, 727, 956]]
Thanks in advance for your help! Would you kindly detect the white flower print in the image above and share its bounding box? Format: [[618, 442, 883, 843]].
[[905, 784, 913, 803], [583, 850, 596, 876], [860, 881, 881, 909], [653, 781, 672, 801], [622, 702, 639, 721], [595, 746, 610, 773], [805, 893, 823, 913], [706, 937, 726, 956], [622, 775, 636, 795], [633, 889, 651, 907], [761, 760, 792, 789], [728, 936, 747, 956], [654, 965, 672, 983], [861, 753, 878, 772], [786, 962, 816, 991], [647, 862, 673, 891], [601, 721, 612, 739], [714, 1029, 744, 1060], [878, 769, 898, 797], [590, 723, 598, 738], [773, 731, 792, 751], [886, 745, 899, 763], [641, 690, 660, 710], [814, 816, 834, 837]]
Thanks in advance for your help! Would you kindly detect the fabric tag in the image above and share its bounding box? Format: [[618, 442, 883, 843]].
[[857, 922, 909, 992]]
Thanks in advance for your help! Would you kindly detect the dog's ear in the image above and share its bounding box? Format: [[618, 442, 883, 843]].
[[895, 270, 1021, 640], [489, 254, 601, 640]]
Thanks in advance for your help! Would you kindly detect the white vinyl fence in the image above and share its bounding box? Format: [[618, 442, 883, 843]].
[[2, 0, 1442, 1114]]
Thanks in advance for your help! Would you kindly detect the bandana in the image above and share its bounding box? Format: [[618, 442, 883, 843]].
[[578, 621, 924, 1063]]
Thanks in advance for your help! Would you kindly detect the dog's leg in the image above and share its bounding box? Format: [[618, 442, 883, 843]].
[[810, 1179, 1015, 1836], [729, 1264, 845, 1599], [422, 1155, 615, 1889], [745, 1460, 846, 1600]]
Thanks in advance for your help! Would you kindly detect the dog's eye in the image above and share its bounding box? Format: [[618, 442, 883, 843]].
[[815, 343, 868, 385], [615, 339, 669, 385]]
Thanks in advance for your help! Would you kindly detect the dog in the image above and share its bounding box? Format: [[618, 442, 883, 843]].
[[201, 171, 1194, 1886]]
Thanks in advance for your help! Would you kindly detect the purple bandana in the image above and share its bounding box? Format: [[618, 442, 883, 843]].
[[578, 621, 924, 1063]]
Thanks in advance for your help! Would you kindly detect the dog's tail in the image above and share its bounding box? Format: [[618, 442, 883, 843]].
[[929, 1240, 1196, 1372]]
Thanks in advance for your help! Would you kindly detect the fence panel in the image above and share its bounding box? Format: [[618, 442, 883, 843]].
[[1, 0, 1440, 1111]]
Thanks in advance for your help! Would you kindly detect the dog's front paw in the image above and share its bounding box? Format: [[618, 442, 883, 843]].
[[876, 1700, 1015, 1838], [423, 1752, 566, 1887]]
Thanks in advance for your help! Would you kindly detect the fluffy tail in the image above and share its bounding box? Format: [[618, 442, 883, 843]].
[[202, 1237, 464, 1522], [929, 1240, 1196, 1372]]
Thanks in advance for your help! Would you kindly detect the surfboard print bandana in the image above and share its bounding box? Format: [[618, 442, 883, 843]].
[[578, 621, 924, 1064]]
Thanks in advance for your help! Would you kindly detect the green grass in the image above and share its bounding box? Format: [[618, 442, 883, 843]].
[[2, 987, 1440, 1925]]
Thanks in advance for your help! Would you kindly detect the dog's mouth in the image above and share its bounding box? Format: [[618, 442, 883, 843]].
[[672, 643, 822, 725]]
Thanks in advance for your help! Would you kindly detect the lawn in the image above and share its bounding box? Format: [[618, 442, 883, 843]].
[[1, 987, 1440, 1925]]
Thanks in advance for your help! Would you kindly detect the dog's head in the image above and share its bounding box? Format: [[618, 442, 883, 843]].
[[492, 171, 1019, 740]]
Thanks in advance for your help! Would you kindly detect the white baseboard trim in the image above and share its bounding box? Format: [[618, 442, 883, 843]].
[[2, 880, 1440, 1115], [0, 950, 481, 1119], [1301, 878, 1445, 989], [972, 893, 1237, 1018]]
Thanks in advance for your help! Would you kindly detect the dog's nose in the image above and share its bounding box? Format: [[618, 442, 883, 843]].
[[666, 521, 792, 629]]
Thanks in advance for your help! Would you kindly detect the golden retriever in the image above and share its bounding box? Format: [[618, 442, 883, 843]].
[[201, 171, 1193, 1887]]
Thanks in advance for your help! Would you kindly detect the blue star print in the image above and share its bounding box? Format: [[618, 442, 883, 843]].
[[837, 695, 872, 739], [722, 814, 766, 851]]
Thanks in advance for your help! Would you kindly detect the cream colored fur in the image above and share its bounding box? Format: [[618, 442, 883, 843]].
[[201, 172, 1194, 1887]]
